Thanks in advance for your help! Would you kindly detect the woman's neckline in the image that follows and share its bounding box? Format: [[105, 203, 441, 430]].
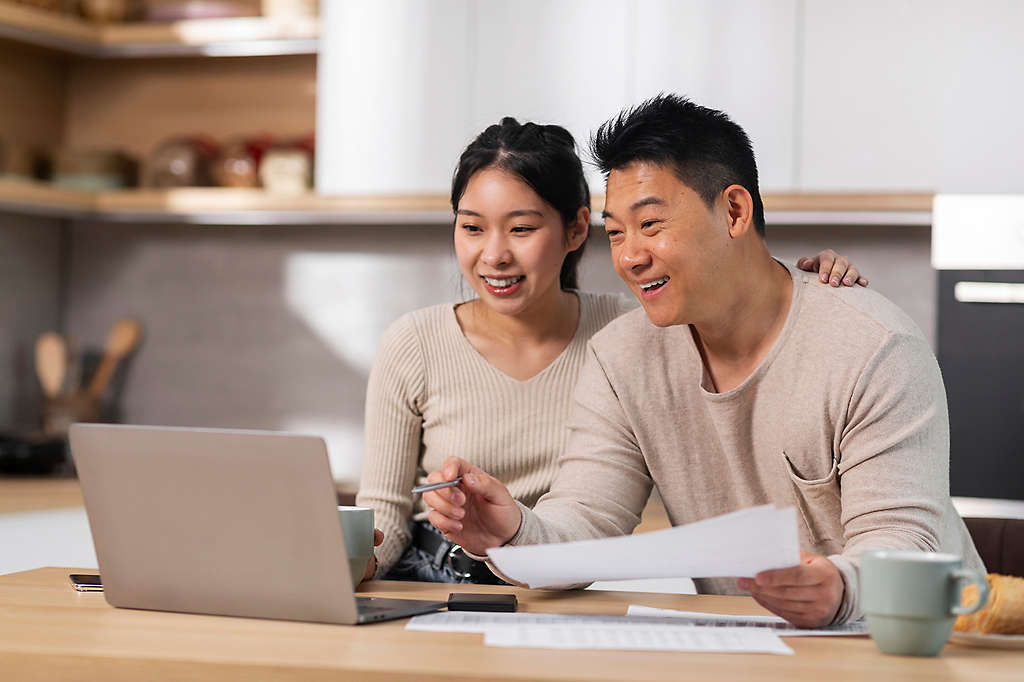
[[450, 291, 583, 384]]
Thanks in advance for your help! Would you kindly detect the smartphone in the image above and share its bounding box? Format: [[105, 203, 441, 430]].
[[69, 573, 103, 592], [447, 592, 517, 612]]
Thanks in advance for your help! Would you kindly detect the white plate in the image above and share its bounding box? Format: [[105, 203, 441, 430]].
[[948, 632, 1024, 649]]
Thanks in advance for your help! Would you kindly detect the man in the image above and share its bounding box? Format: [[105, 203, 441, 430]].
[[423, 94, 982, 627]]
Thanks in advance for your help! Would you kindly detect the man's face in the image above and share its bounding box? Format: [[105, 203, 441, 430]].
[[603, 162, 729, 327]]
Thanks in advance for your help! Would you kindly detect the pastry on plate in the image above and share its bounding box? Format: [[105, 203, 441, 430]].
[[955, 573, 1024, 635]]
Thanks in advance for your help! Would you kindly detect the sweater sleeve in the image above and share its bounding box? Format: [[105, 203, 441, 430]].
[[355, 314, 427, 576], [514, 343, 653, 547], [828, 332, 952, 623]]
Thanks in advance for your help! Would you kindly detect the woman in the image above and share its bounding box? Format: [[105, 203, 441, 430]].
[[356, 118, 866, 583]]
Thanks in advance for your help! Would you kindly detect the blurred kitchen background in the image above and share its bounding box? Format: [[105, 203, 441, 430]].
[[1, 1, 1022, 574]]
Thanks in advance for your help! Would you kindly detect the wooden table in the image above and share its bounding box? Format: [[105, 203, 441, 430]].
[[0, 568, 1018, 681], [0, 477, 358, 515]]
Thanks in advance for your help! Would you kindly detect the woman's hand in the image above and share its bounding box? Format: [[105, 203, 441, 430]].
[[797, 250, 869, 287], [423, 456, 522, 556], [736, 550, 845, 628], [361, 528, 385, 582]]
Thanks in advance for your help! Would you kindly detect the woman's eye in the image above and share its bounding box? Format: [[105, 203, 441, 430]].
[[461, 224, 482, 233], [510, 226, 537, 233]]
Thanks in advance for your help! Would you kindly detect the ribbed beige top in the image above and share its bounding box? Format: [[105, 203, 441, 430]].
[[357, 292, 633, 575]]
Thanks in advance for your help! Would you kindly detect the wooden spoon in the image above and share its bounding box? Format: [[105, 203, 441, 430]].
[[35, 332, 67, 399], [87, 318, 143, 399]]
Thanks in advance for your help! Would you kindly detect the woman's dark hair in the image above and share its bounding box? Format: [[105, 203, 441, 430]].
[[591, 94, 765, 236], [450, 118, 590, 290]]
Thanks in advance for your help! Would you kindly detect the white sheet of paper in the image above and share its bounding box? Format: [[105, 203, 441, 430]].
[[406, 611, 734, 633], [484, 625, 794, 654], [486, 505, 800, 588], [625, 605, 868, 637]]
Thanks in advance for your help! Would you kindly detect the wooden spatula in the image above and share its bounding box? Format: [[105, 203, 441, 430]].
[[35, 332, 67, 398], [87, 318, 143, 399]]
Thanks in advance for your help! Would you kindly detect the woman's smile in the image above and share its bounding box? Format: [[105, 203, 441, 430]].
[[481, 275, 525, 296]]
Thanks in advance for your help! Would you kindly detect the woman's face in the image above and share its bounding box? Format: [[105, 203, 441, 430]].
[[454, 168, 583, 317]]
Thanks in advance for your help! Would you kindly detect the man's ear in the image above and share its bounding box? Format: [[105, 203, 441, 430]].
[[723, 185, 755, 239], [567, 206, 590, 250]]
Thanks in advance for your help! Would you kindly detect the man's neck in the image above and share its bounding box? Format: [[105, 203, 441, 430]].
[[691, 252, 794, 392]]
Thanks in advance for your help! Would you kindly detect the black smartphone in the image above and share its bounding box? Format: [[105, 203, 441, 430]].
[[69, 573, 103, 592], [447, 592, 517, 612]]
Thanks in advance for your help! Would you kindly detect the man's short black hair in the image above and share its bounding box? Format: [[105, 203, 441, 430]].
[[590, 94, 765, 236]]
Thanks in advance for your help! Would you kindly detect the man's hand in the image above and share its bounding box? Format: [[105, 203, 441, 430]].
[[423, 456, 522, 556], [361, 528, 385, 582], [797, 249, 869, 287], [736, 551, 845, 628]]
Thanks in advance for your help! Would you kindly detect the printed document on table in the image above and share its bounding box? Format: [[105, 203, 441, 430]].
[[626, 605, 869, 636], [484, 625, 794, 654], [486, 505, 800, 588]]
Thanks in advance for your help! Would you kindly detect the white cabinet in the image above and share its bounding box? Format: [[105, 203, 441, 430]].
[[799, 0, 1024, 192], [470, 0, 631, 189], [632, 0, 799, 191], [318, 1, 1024, 195], [799, 1, 953, 190], [317, 0, 472, 195]]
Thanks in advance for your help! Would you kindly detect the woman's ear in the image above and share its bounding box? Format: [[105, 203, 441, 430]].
[[724, 185, 754, 239], [567, 206, 590, 250]]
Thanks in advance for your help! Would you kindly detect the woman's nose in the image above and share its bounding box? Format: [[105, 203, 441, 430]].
[[481, 237, 511, 267]]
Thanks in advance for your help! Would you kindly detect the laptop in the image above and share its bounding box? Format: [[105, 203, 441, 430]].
[[68, 423, 447, 624]]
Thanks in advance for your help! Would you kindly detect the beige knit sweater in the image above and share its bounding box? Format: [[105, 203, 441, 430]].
[[506, 264, 983, 624], [357, 292, 633, 575]]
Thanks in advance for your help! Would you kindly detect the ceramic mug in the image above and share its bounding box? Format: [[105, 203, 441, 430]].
[[860, 550, 989, 656], [337, 506, 374, 588]]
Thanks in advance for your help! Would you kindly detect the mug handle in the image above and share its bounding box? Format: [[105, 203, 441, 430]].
[[950, 569, 990, 616]]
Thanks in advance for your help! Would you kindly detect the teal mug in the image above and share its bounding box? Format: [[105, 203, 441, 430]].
[[860, 550, 989, 656], [337, 506, 375, 588]]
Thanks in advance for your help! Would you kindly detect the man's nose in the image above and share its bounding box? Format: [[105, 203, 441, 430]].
[[619, 234, 651, 271]]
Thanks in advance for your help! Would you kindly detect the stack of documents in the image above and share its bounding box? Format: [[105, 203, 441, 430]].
[[406, 607, 866, 654], [487, 504, 800, 588], [408, 611, 795, 654]]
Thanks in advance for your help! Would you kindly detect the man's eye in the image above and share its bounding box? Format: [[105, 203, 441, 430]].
[[605, 229, 622, 239], [641, 220, 660, 229]]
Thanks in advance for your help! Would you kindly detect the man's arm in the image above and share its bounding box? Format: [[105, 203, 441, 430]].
[[425, 343, 653, 557], [829, 332, 952, 621], [514, 344, 654, 546], [744, 332, 952, 626]]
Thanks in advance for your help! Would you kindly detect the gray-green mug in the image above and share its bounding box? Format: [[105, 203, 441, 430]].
[[337, 506, 374, 588], [860, 550, 989, 656]]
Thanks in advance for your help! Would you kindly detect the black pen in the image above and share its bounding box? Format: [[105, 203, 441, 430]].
[[411, 476, 463, 495]]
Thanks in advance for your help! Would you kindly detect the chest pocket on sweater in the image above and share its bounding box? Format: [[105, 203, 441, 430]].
[[782, 450, 843, 552]]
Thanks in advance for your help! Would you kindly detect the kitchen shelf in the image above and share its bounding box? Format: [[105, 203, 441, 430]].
[[0, 180, 935, 226], [0, 180, 453, 225], [0, 3, 318, 57]]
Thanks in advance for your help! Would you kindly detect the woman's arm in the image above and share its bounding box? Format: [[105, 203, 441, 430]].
[[355, 315, 427, 577]]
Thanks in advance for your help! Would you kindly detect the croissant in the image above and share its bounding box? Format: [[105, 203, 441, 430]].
[[954, 573, 1024, 635]]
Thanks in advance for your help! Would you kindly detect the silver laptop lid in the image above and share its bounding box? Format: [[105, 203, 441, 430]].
[[69, 424, 358, 625]]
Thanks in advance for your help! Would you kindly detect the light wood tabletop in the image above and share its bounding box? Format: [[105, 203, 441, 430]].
[[0, 567, 1018, 681], [0, 477, 83, 514]]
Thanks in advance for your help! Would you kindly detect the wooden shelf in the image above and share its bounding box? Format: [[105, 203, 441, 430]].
[[0, 3, 318, 57], [0, 179, 935, 226], [0, 179, 453, 225]]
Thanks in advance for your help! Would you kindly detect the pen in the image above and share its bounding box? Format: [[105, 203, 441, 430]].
[[411, 476, 463, 495]]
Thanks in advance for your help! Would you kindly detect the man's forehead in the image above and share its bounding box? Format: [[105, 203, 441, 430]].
[[604, 162, 695, 216]]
